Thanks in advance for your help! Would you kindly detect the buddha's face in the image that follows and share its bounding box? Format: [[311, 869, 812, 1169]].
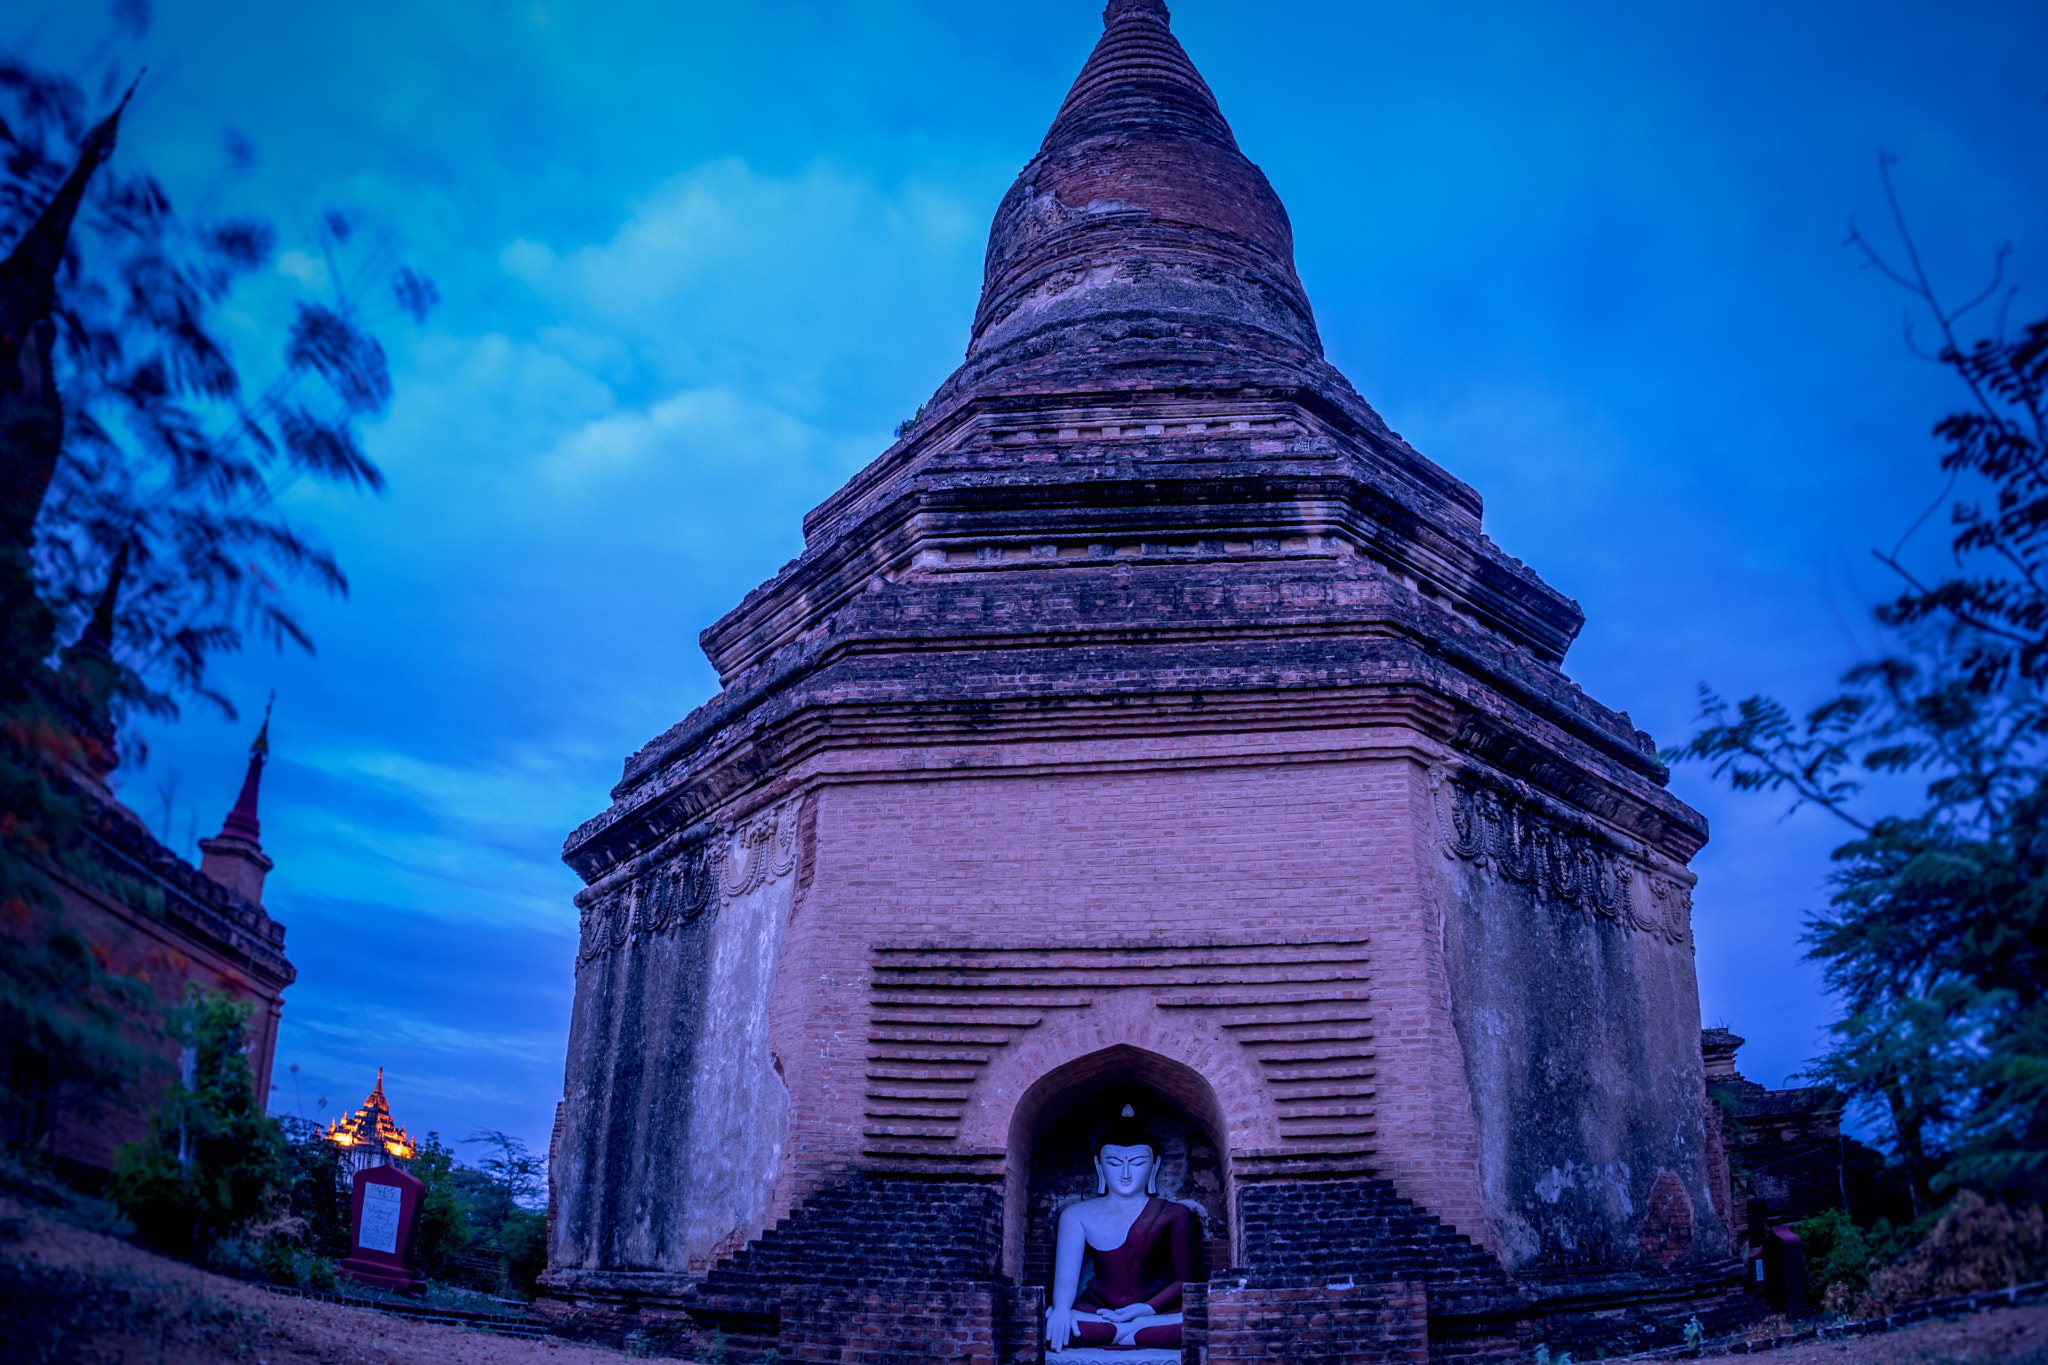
[[1095, 1142, 1155, 1197]]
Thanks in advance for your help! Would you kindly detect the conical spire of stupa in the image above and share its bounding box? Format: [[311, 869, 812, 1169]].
[[199, 696, 277, 906], [957, 0, 1319, 399], [218, 697, 272, 843], [0, 79, 134, 351], [54, 540, 132, 777], [71, 538, 130, 659], [1043, 0, 1228, 151]]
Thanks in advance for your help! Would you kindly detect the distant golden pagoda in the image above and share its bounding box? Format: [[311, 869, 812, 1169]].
[[324, 1068, 417, 1172]]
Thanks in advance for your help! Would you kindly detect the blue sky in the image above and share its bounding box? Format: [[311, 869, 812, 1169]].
[[6, 0, 2045, 1162]]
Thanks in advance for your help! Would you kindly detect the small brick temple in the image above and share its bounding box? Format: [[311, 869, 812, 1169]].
[[543, 1, 1740, 1358]]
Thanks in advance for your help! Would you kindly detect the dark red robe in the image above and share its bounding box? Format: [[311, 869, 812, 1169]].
[[1068, 1196, 1195, 1349]]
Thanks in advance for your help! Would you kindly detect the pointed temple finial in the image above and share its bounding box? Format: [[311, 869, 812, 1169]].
[[76, 538, 132, 656], [219, 698, 272, 842], [0, 74, 137, 329], [199, 693, 278, 906], [251, 690, 274, 759], [53, 539, 133, 779], [1, 75, 141, 548]]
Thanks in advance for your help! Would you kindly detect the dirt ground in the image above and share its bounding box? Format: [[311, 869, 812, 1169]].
[[4, 1193, 2044, 1364], [0, 1196, 633, 1365], [1708, 1304, 2048, 1364]]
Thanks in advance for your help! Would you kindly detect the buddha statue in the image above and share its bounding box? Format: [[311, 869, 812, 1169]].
[[1045, 1107, 1195, 1353]]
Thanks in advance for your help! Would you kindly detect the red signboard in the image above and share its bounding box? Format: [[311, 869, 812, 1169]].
[[338, 1165, 426, 1294]]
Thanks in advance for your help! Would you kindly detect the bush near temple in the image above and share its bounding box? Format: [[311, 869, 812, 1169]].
[[110, 990, 286, 1257], [461, 1128, 548, 1296], [405, 1128, 549, 1298], [1853, 1192, 2048, 1316], [1789, 1204, 1945, 1311], [274, 1114, 352, 1258], [409, 1130, 474, 1278]]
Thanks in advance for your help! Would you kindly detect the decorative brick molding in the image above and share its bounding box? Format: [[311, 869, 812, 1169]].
[[575, 797, 802, 966], [1427, 768, 1690, 947]]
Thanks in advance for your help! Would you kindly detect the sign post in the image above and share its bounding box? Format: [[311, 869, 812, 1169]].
[[337, 1165, 426, 1294]]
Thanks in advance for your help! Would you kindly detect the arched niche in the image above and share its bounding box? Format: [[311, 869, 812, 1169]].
[[1003, 1045, 1233, 1288]]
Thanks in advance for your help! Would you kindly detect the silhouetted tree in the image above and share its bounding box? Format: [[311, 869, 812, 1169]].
[[0, 19, 430, 1160], [463, 1128, 548, 1295], [1, 54, 433, 724], [1671, 157, 2047, 1208]]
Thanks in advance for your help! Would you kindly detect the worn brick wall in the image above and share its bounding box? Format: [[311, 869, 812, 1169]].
[[782, 746, 1496, 1259], [1429, 769, 1727, 1274], [43, 864, 289, 1173], [1207, 1278, 1431, 1364], [676, 1177, 1002, 1365], [779, 1280, 996, 1365]]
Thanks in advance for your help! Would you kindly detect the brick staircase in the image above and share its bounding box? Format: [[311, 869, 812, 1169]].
[[670, 1173, 1747, 1364], [1239, 1178, 1511, 1289], [679, 1177, 1002, 1363], [1235, 1179, 1524, 1362]]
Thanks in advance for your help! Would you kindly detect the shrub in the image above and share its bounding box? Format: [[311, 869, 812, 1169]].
[[110, 991, 287, 1257], [498, 1206, 547, 1298], [200, 1223, 338, 1292], [408, 1131, 472, 1278], [1854, 1191, 2048, 1315], [275, 1115, 351, 1257], [1791, 1207, 1877, 1303]]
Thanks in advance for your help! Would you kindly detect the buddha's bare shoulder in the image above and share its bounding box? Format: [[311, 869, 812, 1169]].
[[1059, 1194, 1117, 1222]]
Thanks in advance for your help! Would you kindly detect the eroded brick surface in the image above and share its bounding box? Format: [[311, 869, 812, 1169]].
[[1208, 1279, 1431, 1364]]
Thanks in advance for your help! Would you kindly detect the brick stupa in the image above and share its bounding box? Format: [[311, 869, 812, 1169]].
[[544, 2, 1734, 1357]]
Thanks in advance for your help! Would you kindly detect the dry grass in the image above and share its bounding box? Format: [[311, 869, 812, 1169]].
[[1715, 1303, 2048, 1363], [1856, 1193, 2048, 1319]]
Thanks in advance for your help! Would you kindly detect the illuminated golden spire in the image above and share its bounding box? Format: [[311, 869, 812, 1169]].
[[323, 1066, 416, 1161]]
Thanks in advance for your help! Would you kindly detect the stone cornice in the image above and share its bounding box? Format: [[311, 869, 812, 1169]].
[[642, 558, 1634, 784], [801, 383, 1475, 557], [567, 568, 1702, 882], [59, 781, 295, 990], [714, 392, 1571, 691]]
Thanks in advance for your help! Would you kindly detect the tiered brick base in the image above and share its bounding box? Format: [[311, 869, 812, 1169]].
[[544, 1172, 1768, 1360]]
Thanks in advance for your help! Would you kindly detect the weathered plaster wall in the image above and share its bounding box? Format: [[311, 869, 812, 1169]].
[[553, 804, 798, 1274], [1428, 770, 1728, 1274]]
